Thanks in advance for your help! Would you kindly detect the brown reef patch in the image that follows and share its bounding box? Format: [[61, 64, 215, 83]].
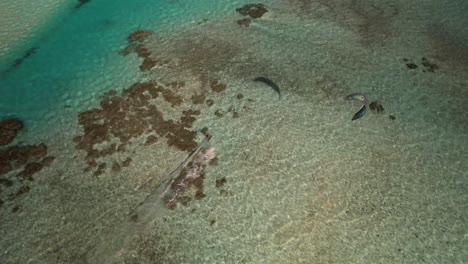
[[119, 30, 169, 71], [0, 144, 48, 177], [0, 119, 23, 146], [74, 80, 204, 175], [191, 94, 206, 104], [236, 4, 269, 18], [145, 135, 158, 146], [128, 30, 154, 43], [122, 158, 132, 167], [210, 80, 226, 93], [18, 162, 44, 181], [0, 143, 51, 203]]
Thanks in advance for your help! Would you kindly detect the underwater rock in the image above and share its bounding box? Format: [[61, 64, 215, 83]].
[[0, 119, 23, 146], [406, 62, 418, 69], [369, 101, 384, 112], [421, 57, 439, 72], [236, 4, 268, 18]]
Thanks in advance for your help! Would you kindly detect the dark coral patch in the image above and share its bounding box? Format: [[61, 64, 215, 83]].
[[145, 135, 158, 146], [128, 30, 154, 43], [41, 156, 55, 167], [18, 162, 44, 181], [369, 101, 384, 112], [74, 79, 203, 174], [421, 57, 439, 73], [191, 94, 206, 104], [111, 162, 121, 173], [0, 144, 48, 176], [236, 4, 268, 18], [0, 119, 23, 146], [120, 30, 170, 72], [13, 185, 30, 198], [122, 158, 132, 167], [406, 62, 418, 69], [215, 177, 227, 188], [210, 80, 226, 93], [206, 99, 214, 106]]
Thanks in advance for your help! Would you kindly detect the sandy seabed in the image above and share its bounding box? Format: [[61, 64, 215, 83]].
[[1, 0, 467, 263]]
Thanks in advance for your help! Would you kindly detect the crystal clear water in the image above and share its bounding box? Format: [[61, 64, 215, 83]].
[[0, 0, 467, 263]]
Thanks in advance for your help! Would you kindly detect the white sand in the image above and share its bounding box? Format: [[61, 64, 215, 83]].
[[0, 0, 71, 59]]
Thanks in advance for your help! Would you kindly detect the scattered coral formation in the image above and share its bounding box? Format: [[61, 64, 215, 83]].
[[210, 80, 227, 93], [119, 30, 170, 71], [0, 119, 23, 146], [128, 30, 153, 43], [235, 4, 268, 27], [0, 143, 54, 207], [421, 57, 439, 72], [74, 80, 205, 175], [403, 57, 439, 72], [0, 144, 49, 177], [236, 4, 268, 18]]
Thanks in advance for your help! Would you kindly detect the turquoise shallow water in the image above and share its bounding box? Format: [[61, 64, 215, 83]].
[[0, 0, 254, 142], [0, 0, 467, 263]]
